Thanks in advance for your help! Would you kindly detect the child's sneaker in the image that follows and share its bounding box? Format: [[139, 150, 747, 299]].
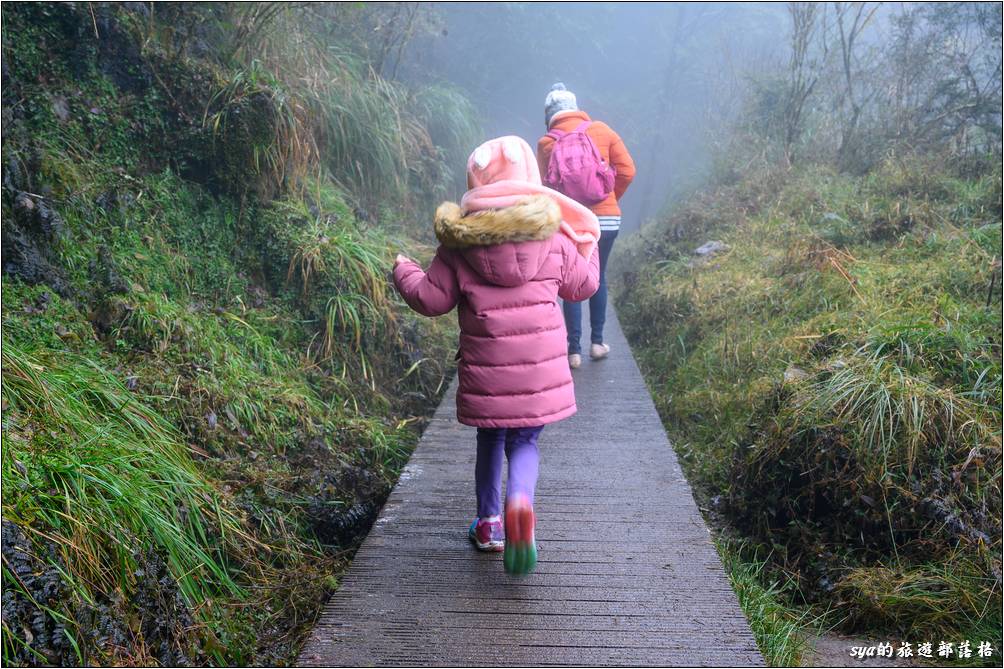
[[468, 515, 504, 552], [503, 495, 537, 575]]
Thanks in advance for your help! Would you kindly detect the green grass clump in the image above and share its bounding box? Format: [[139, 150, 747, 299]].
[[1, 340, 245, 664], [614, 154, 1002, 653], [266, 185, 391, 359], [717, 541, 813, 666]]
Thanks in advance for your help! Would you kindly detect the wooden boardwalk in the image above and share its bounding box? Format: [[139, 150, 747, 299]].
[[298, 309, 764, 666]]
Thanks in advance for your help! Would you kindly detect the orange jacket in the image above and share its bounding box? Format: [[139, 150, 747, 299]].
[[536, 111, 636, 217]]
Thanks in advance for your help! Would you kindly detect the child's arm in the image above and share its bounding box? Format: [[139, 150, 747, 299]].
[[393, 248, 460, 317], [557, 237, 600, 302]]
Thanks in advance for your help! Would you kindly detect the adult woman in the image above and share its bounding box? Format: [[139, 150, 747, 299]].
[[536, 83, 636, 368]]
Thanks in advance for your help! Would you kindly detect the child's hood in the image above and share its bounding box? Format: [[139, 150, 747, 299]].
[[434, 195, 559, 287], [460, 136, 600, 259]]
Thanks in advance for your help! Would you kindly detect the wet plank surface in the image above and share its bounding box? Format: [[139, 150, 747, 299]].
[[298, 308, 764, 666]]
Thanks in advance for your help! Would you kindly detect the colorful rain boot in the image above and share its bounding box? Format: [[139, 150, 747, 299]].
[[503, 495, 537, 575], [468, 515, 504, 552]]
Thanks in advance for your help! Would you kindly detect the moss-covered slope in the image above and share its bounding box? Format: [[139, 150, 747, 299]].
[[2, 4, 458, 665], [614, 157, 1002, 652]]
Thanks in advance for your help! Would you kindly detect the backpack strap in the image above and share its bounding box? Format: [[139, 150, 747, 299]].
[[546, 121, 590, 141], [577, 121, 605, 163]]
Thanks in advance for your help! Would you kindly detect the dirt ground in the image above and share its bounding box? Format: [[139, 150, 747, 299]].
[[802, 633, 937, 667]]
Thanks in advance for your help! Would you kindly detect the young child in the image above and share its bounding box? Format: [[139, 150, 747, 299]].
[[393, 136, 600, 575]]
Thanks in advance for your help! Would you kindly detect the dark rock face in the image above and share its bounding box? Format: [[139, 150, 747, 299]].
[[2, 188, 72, 297], [286, 445, 388, 549], [1, 520, 73, 665], [2, 137, 73, 295], [305, 464, 385, 548], [307, 497, 380, 548], [2, 519, 202, 666], [91, 5, 154, 95]]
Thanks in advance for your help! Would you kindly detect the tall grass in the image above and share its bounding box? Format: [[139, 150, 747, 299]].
[[410, 83, 484, 193], [835, 559, 1001, 641], [795, 352, 994, 479], [717, 540, 813, 666], [269, 185, 391, 361], [319, 68, 416, 201], [201, 6, 481, 207], [1, 340, 246, 659], [205, 58, 317, 198]]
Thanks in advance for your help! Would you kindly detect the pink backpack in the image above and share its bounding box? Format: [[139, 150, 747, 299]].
[[543, 121, 616, 206]]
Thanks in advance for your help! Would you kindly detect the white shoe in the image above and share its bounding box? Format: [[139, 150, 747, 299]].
[[590, 343, 611, 360], [568, 353, 582, 369]]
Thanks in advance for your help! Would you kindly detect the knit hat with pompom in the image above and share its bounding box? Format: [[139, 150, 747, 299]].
[[544, 83, 577, 127]]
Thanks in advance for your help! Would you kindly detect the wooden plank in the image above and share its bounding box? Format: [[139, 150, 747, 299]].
[[297, 309, 764, 666]]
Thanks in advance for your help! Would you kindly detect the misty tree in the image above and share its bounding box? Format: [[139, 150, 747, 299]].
[[383, 1, 998, 209], [883, 2, 1003, 156], [832, 2, 880, 168], [773, 1, 1001, 170], [782, 2, 827, 166], [633, 5, 718, 225], [400, 3, 788, 229]]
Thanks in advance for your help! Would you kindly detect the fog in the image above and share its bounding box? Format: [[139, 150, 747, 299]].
[[398, 2, 790, 232]]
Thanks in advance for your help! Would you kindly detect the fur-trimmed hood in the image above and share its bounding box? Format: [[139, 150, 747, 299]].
[[434, 195, 561, 249], [434, 195, 561, 287]]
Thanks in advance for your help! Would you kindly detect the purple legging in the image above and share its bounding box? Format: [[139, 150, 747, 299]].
[[475, 426, 543, 518]]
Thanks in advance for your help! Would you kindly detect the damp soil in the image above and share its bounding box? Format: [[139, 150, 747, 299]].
[[802, 633, 930, 668]]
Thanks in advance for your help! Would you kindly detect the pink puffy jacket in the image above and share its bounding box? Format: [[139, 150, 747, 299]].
[[394, 195, 599, 428]]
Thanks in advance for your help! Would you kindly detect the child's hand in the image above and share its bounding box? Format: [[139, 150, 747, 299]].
[[395, 253, 412, 267]]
